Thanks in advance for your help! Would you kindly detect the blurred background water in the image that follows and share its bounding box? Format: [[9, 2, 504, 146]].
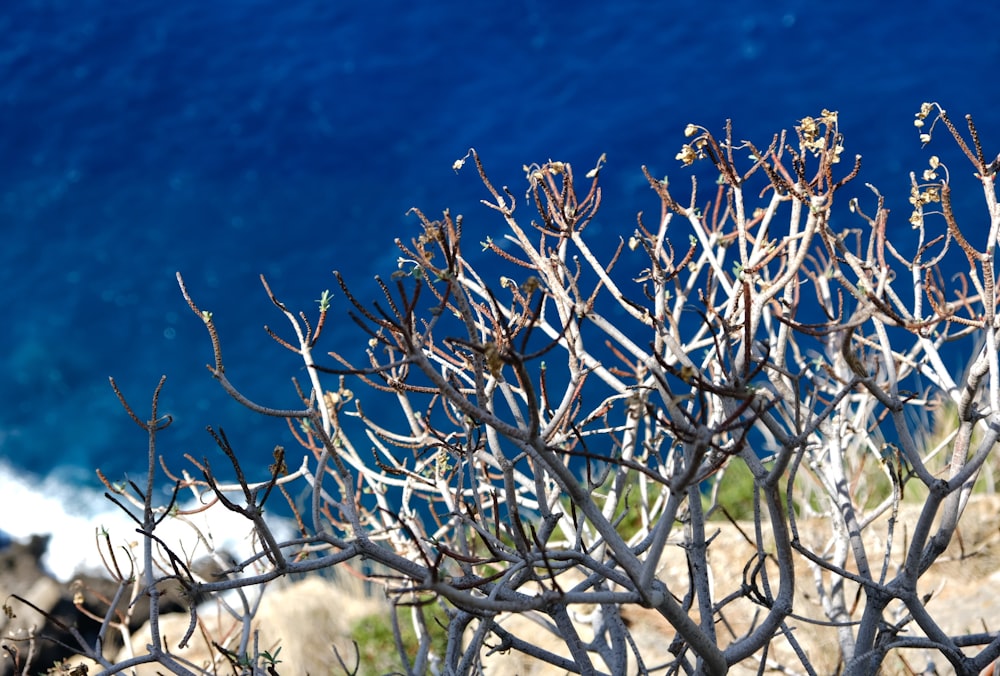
[[1, 0, 998, 569]]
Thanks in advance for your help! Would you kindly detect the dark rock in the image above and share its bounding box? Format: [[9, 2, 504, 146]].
[[0, 534, 196, 675]]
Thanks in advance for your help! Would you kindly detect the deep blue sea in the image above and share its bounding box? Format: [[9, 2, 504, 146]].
[[1, 0, 998, 572]]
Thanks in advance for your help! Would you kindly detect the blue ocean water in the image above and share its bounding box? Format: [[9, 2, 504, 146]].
[[1, 0, 998, 549]]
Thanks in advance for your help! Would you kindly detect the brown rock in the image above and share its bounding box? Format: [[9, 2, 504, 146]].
[[119, 574, 386, 674]]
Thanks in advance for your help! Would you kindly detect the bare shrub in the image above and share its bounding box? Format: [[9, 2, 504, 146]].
[[6, 104, 1000, 675]]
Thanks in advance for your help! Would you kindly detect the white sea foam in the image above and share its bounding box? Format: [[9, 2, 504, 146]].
[[0, 460, 288, 582]]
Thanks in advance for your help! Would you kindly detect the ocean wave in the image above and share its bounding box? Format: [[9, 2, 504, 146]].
[[0, 460, 289, 582]]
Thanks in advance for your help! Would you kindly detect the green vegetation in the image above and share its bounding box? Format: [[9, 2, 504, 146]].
[[348, 603, 449, 676]]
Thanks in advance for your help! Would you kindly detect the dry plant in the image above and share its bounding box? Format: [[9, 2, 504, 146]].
[[5, 104, 1000, 675]]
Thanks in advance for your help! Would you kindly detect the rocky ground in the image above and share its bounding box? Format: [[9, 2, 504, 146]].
[[0, 534, 200, 676], [3, 496, 999, 674], [479, 495, 1000, 675]]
